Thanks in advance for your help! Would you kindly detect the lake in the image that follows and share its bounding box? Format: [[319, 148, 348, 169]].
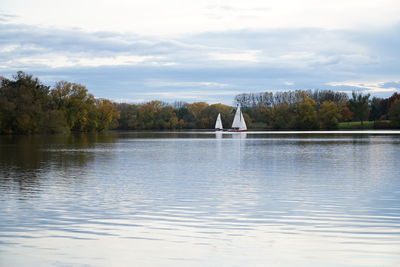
[[1, 131, 400, 266]]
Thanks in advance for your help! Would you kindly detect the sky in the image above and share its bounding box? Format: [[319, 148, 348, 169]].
[[1, 0, 400, 104]]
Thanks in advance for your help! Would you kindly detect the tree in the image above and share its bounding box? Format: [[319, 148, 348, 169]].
[[271, 103, 293, 129], [116, 103, 139, 129], [339, 103, 353, 122], [348, 92, 370, 125], [175, 106, 195, 128], [95, 99, 120, 131], [319, 101, 341, 129], [50, 81, 98, 131], [369, 97, 389, 121], [388, 100, 400, 128], [0, 71, 50, 134], [186, 102, 209, 128], [294, 96, 319, 129], [157, 106, 179, 129], [388, 93, 400, 107]]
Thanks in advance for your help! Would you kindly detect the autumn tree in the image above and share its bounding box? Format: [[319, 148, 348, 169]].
[[95, 99, 120, 131], [50, 81, 99, 131], [0, 71, 50, 134], [319, 101, 341, 129], [294, 96, 319, 129], [186, 102, 209, 128], [339, 103, 353, 122]]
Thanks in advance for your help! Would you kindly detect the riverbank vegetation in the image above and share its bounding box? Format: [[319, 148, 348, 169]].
[[1, 72, 400, 134], [0, 72, 119, 134]]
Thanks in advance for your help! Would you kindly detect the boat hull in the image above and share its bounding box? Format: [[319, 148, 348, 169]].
[[227, 129, 247, 132]]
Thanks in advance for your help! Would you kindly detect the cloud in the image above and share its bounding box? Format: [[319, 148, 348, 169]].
[[145, 80, 230, 88], [121, 89, 244, 104], [1, 20, 400, 103], [0, 23, 190, 70], [2, 22, 400, 72], [0, 11, 17, 22], [204, 4, 272, 20], [209, 50, 260, 63], [7, 0, 400, 35], [327, 81, 400, 93]]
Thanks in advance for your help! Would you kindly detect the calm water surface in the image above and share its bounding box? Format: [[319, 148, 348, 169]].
[[1, 131, 400, 266]]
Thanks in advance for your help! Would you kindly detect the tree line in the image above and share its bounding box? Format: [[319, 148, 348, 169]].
[[0, 72, 120, 134], [235, 90, 400, 129], [1, 72, 400, 134]]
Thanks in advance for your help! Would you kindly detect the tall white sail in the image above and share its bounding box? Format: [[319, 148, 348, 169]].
[[231, 104, 242, 128], [240, 111, 247, 130], [215, 113, 223, 130], [231, 104, 247, 130]]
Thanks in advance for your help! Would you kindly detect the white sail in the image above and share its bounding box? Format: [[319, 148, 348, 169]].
[[240, 111, 247, 130], [231, 104, 242, 128], [231, 104, 247, 130], [215, 113, 223, 129]]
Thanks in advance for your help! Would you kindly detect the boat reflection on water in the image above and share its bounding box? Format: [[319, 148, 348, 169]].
[[230, 132, 247, 139], [215, 131, 223, 139], [214, 131, 247, 139]]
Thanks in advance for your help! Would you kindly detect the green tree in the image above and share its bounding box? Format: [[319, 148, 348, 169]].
[[271, 103, 293, 129], [369, 97, 389, 121], [116, 103, 139, 129], [348, 92, 370, 125], [388, 100, 400, 128], [175, 106, 195, 128]]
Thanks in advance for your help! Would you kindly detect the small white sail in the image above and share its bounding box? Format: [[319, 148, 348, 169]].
[[240, 111, 247, 130], [231, 104, 247, 131], [231, 104, 242, 128], [215, 113, 223, 130]]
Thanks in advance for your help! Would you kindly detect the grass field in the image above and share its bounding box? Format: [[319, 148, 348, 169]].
[[338, 121, 374, 129], [248, 121, 392, 130], [338, 121, 392, 129]]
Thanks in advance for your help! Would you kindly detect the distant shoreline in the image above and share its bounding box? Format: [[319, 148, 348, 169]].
[[2, 72, 400, 135]]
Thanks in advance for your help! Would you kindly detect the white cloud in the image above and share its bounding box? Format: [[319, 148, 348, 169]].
[[137, 90, 243, 103], [0, 45, 20, 53], [327, 81, 400, 93], [146, 80, 230, 88], [78, 55, 156, 67], [0, 50, 174, 69], [1, 2, 400, 103], [284, 81, 294, 86], [209, 50, 260, 63], [2, 0, 399, 36]]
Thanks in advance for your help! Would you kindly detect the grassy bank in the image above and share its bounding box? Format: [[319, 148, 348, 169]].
[[338, 120, 391, 129]]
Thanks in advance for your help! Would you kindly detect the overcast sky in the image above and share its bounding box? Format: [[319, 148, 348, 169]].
[[1, 0, 400, 104]]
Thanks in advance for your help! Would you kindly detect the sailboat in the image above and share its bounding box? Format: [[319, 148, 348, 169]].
[[215, 113, 223, 131], [228, 104, 247, 132]]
